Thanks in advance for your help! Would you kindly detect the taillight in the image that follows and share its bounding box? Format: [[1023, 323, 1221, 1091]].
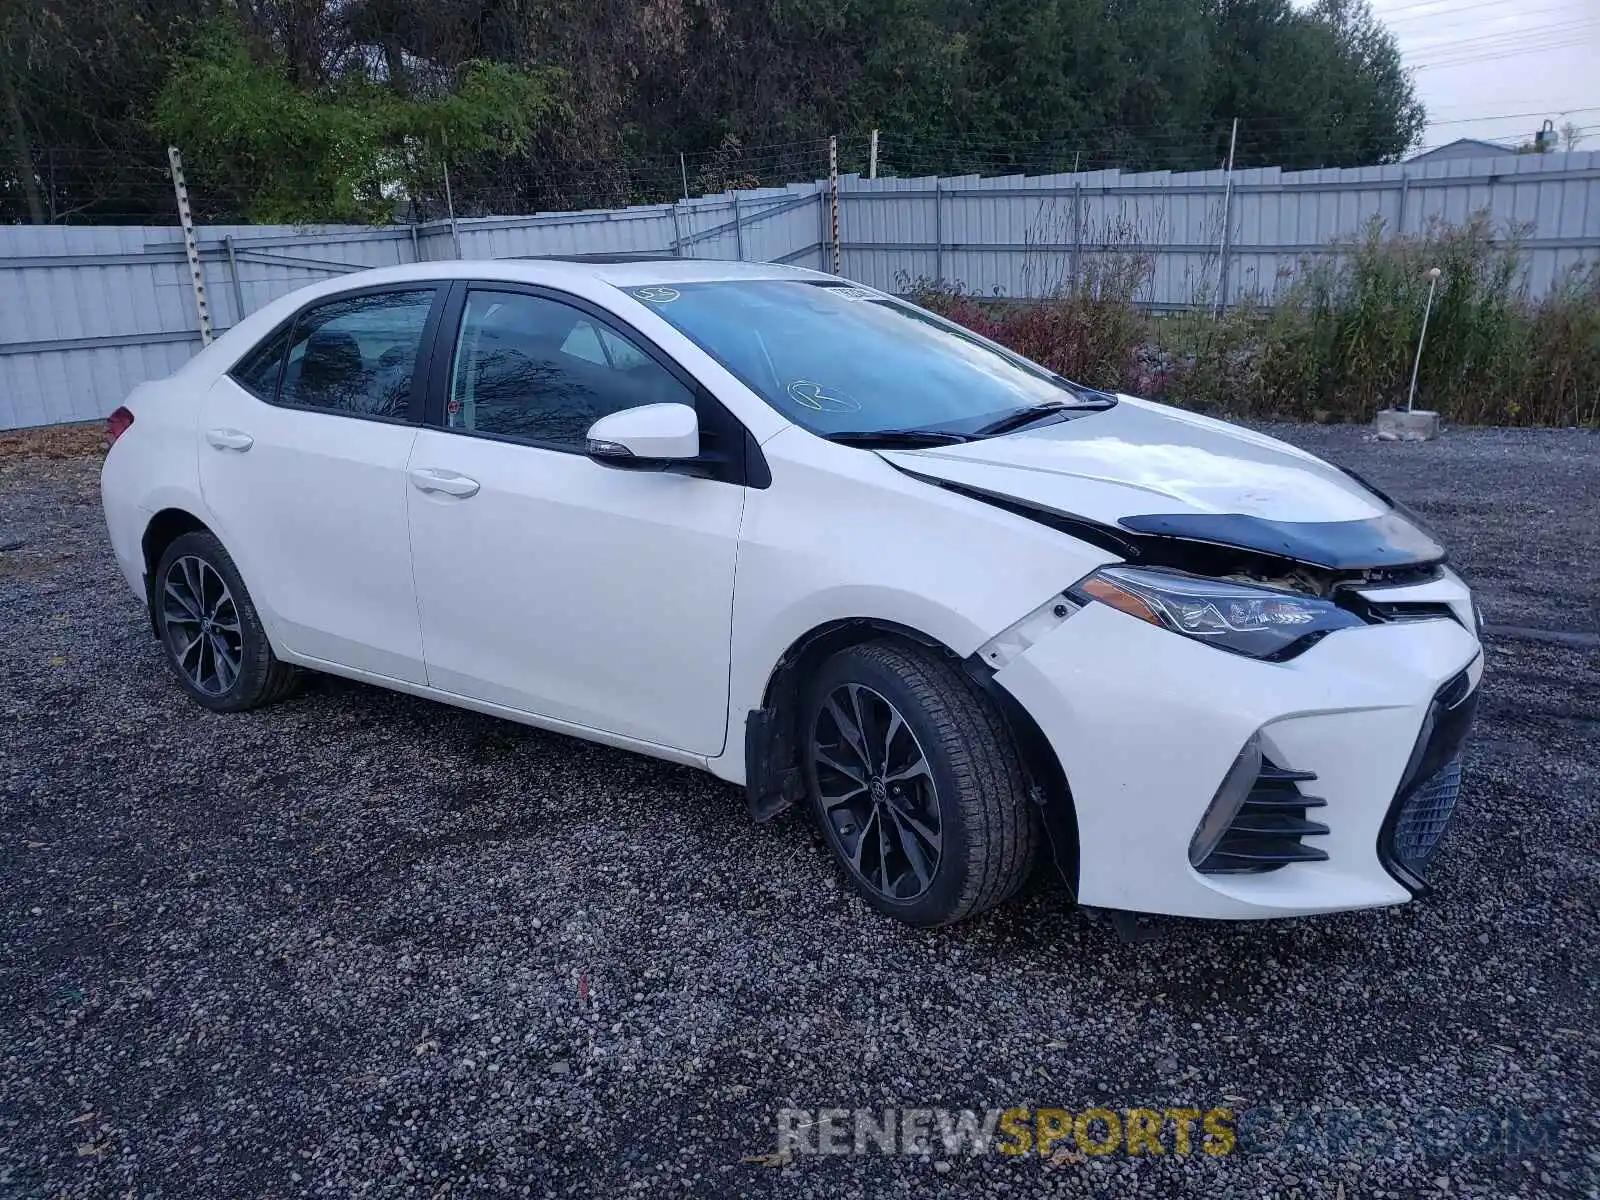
[[106, 406, 135, 446]]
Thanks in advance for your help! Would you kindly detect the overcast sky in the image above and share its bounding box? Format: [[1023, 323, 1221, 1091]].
[[1365, 0, 1600, 151]]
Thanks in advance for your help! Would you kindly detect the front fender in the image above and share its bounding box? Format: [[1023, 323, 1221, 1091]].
[[706, 429, 1116, 781]]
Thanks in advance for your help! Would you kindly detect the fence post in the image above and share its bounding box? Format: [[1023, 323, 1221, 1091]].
[[1216, 117, 1239, 313], [680, 153, 691, 202], [869, 129, 879, 180], [1071, 179, 1083, 291], [166, 146, 213, 347], [441, 145, 462, 259], [223, 234, 245, 326], [1396, 174, 1410, 236], [733, 193, 744, 260], [671, 203, 685, 257], [829, 136, 841, 275], [934, 179, 943, 284]]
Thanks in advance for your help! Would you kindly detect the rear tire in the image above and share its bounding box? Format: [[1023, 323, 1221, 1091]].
[[152, 530, 298, 712], [802, 639, 1039, 927]]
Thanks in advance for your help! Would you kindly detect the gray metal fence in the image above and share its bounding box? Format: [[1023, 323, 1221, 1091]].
[[3, 151, 1596, 430]]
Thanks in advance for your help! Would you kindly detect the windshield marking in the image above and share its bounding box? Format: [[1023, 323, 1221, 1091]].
[[788, 380, 862, 412]]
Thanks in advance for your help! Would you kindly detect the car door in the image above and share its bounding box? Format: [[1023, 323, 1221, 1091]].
[[199, 285, 443, 684], [404, 284, 748, 755]]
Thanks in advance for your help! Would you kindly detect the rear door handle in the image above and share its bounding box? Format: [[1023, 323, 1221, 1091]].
[[409, 467, 481, 499], [205, 428, 254, 452]]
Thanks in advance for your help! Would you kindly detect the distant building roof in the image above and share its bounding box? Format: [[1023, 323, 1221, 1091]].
[[1406, 138, 1518, 163]]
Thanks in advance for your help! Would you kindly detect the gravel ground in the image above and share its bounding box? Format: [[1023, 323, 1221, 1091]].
[[1, 425, 1597, 1199]]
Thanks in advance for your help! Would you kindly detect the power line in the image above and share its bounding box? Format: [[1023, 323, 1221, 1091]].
[[1415, 40, 1600, 71], [1424, 106, 1600, 126], [1406, 18, 1600, 62], [1406, 15, 1600, 55], [1376, 0, 1523, 20], [1382, 0, 1578, 23]]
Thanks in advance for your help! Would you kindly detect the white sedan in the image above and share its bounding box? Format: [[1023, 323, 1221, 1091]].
[[100, 256, 1482, 927]]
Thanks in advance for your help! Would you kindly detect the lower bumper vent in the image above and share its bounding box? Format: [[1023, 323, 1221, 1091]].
[[1195, 760, 1329, 874], [1381, 668, 1478, 890], [1392, 758, 1464, 864]]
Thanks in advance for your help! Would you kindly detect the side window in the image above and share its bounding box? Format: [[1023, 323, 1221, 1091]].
[[448, 290, 695, 449], [277, 289, 437, 419], [230, 324, 292, 401]]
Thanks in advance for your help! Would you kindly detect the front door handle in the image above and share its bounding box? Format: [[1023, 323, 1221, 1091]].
[[205, 428, 254, 452], [409, 467, 481, 499]]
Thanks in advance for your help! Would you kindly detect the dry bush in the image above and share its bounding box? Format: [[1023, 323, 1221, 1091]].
[[909, 210, 1600, 427]]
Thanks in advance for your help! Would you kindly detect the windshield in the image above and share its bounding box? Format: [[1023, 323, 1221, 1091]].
[[624, 279, 1114, 439]]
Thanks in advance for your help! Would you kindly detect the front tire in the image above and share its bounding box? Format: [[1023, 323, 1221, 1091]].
[[152, 530, 298, 712], [802, 640, 1039, 927]]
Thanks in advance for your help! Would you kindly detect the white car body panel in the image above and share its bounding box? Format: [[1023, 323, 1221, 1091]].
[[703, 425, 1116, 782], [878, 394, 1388, 524], [100, 379, 207, 597], [197, 375, 428, 683], [99, 256, 1484, 923], [404, 428, 744, 754]]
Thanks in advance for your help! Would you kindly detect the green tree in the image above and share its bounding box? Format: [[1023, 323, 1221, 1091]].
[[2, 0, 1427, 224], [153, 20, 565, 223], [1203, 0, 1423, 169]]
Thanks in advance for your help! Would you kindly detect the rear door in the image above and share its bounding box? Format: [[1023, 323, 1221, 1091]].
[[199, 285, 443, 683], [404, 284, 749, 754]]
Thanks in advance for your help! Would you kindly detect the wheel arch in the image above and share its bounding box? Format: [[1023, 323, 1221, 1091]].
[[139, 508, 213, 638], [743, 617, 1079, 896]]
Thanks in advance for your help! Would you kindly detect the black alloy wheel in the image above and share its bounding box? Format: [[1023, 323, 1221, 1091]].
[[802, 640, 1039, 927], [152, 530, 298, 712], [812, 681, 943, 901]]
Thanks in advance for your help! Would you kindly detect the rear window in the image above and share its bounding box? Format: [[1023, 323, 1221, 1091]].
[[230, 325, 292, 401]]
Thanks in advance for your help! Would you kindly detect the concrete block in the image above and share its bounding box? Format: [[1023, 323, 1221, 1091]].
[[1374, 409, 1442, 441]]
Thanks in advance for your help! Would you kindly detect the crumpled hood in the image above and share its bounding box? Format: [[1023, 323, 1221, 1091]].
[[878, 396, 1445, 570], [878, 396, 1387, 525]]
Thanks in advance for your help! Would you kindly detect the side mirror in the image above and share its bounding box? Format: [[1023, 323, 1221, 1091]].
[[586, 403, 700, 468]]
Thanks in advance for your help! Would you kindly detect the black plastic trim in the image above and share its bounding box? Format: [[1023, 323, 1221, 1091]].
[[744, 706, 803, 822], [1336, 593, 1462, 628], [1378, 669, 1479, 894], [892, 468, 1447, 588], [1196, 759, 1330, 875], [1117, 510, 1446, 571], [1257, 763, 1318, 784]]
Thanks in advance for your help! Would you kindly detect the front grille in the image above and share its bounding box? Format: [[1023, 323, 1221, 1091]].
[[1380, 669, 1479, 890], [1196, 760, 1329, 874], [1335, 591, 1464, 629]]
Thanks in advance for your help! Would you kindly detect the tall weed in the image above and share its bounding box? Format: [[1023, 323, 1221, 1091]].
[[907, 211, 1599, 426]]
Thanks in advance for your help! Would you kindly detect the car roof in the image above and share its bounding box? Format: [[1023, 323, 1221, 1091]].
[[316, 256, 830, 293]]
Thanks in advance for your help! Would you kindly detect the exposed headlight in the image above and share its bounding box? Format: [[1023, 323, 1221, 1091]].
[[1068, 566, 1363, 660]]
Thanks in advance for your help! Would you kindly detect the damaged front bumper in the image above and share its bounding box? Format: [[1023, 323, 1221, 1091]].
[[994, 572, 1483, 920]]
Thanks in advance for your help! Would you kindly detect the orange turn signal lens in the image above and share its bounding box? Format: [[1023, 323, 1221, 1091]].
[[1080, 575, 1162, 626]]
